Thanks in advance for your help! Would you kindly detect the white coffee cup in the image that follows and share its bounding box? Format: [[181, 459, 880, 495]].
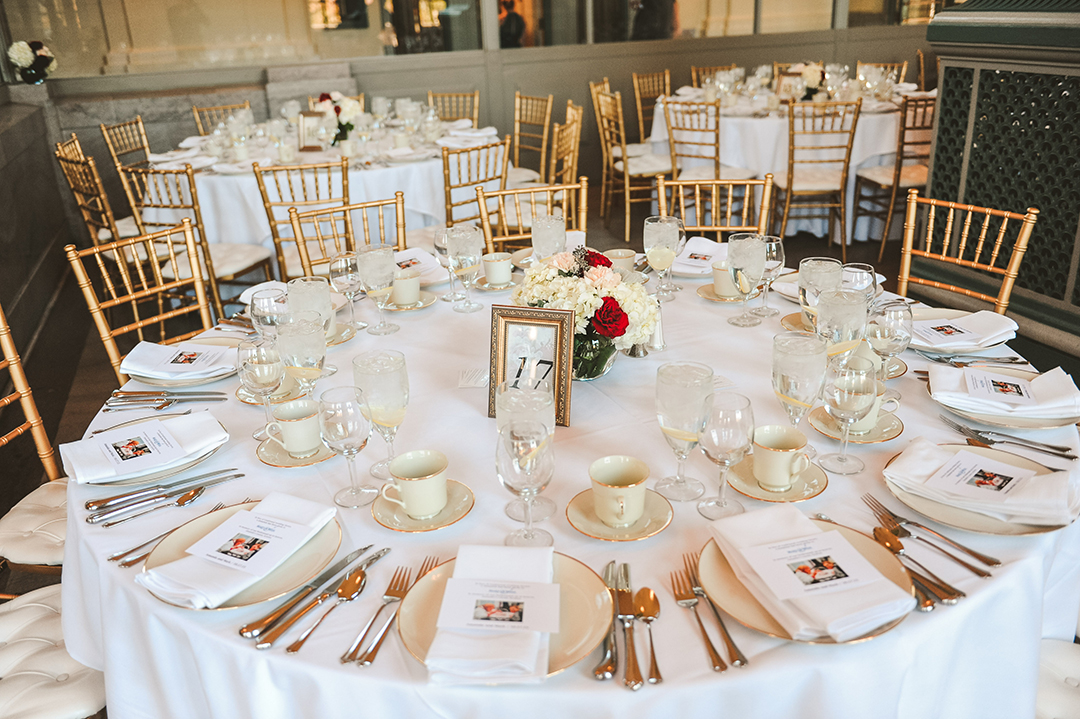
[[266, 399, 321, 459], [383, 449, 449, 520], [604, 249, 636, 273], [482, 252, 512, 287], [589, 455, 649, 528], [393, 132, 410, 149], [712, 260, 738, 298], [391, 268, 421, 307], [752, 424, 811, 492], [277, 142, 297, 163], [849, 381, 900, 435], [338, 139, 356, 158]]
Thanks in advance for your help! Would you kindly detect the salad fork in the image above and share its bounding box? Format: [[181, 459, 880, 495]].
[[670, 570, 726, 672], [682, 554, 747, 667], [357, 555, 439, 667]]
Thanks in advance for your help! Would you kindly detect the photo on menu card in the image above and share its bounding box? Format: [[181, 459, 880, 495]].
[[788, 556, 849, 586], [217, 534, 271, 561]]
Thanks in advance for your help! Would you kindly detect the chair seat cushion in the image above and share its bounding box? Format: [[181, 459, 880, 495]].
[[0, 585, 106, 719], [774, 167, 844, 192], [96, 214, 140, 242], [0, 480, 66, 567], [614, 153, 672, 176], [160, 243, 273, 280], [611, 143, 651, 159], [856, 163, 928, 189], [278, 241, 335, 279], [677, 165, 758, 182], [507, 167, 542, 185]]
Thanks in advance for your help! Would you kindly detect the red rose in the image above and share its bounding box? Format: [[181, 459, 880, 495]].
[[319, 93, 332, 102], [334, 105, 342, 116], [584, 249, 612, 268], [591, 297, 629, 338]]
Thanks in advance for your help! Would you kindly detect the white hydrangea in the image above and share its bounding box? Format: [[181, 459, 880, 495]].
[[7, 42, 34, 69], [336, 97, 362, 123]]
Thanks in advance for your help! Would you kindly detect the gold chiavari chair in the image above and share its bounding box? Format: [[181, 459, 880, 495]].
[[597, 90, 672, 243], [55, 149, 142, 250], [476, 177, 589, 254], [441, 136, 510, 227], [308, 94, 365, 112], [101, 116, 151, 167], [508, 92, 554, 186], [55, 132, 85, 161], [287, 193, 408, 277], [658, 174, 774, 240], [916, 50, 927, 91], [65, 219, 215, 385], [428, 90, 481, 127], [504, 116, 583, 220], [773, 99, 862, 263], [852, 96, 936, 262], [856, 61, 909, 84], [663, 99, 756, 182], [254, 159, 352, 281], [117, 164, 274, 319], [898, 190, 1039, 315], [564, 101, 584, 183], [691, 64, 737, 88], [631, 70, 671, 143], [192, 100, 252, 136]]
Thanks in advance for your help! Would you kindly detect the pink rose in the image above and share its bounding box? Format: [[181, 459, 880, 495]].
[[548, 252, 577, 272], [584, 266, 620, 289]]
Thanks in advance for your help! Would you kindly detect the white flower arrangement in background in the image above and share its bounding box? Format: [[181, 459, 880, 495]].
[[7, 41, 57, 84]]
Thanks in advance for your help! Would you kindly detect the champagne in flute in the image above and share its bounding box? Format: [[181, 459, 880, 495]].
[[237, 339, 284, 440], [357, 246, 399, 335], [866, 299, 912, 399], [643, 216, 682, 302], [496, 420, 555, 547]]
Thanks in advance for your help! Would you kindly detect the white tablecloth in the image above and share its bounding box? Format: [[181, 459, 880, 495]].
[[62, 280, 1080, 719]]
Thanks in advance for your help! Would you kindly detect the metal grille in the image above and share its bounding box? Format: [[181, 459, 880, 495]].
[[928, 65, 973, 203]]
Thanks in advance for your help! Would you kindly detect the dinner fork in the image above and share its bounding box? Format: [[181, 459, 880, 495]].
[[114, 499, 249, 567], [340, 566, 412, 664], [357, 555, 439, 667], [939, 415, 1077, 459], [682, 554, 747, 668], [875, 512, 991, 578], [670, 570, 726, 672], [915, 350, 1025, 364], [862, 494, 1001, 567]]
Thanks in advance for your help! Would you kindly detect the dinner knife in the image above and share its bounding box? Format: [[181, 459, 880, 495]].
[[616, 563, 643, 691], [86, 473, 244, 524], [591, 560, 618, 680], [84, 467, 240, 512], [112, 390, 228, 397], [255, 547, 391, 650], [106, 396, 228, 406], [239, 544, 375, 639]]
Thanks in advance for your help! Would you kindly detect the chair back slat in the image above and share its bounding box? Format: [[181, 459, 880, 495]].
[[658, 175, 774, 238], [192, 100, 251, 136], [287, 193, 407, 277], [856, 61, 909, 84], [691, 65, 736, 88], [513, 92, 554, 183], [428, 91, 480, 127], [632, 70, 671, 143], [55, 133, 85, 162], [786, 100, 862, 186], [476, 178, 589, 254], [101, 116, 151, 167], [441, 137, 510, 226]]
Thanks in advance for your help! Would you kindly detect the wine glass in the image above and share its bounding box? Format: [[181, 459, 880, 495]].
[[495, 380, 557, 524], [643, 216, 682, 302], [432, 227, 465, 303], [816, 290, 868, 358], [751, 236, 785, 318], [250, 288, 288, 340], [318, 386, 378, 508], [842, 262, 878, 305], [357, 245, 399, 335], [496, 420, 555, 547], [727, 233, 767, 327], [328, 252, 368, 332], [352, 350, 408, 481], [276, 310, 326, 398], [798, 256, 842, 330], [697, 393, 754, 519], [447, 225, 485, 314], [772, 331, 827, 458], [866, 300, 912, 400], [237, 339, 284, 441], [655, 361, 714, 501], [818, 355, 876, 475]]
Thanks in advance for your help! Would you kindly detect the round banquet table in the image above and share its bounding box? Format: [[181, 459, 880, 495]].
[[62, 276, 1080, 719]]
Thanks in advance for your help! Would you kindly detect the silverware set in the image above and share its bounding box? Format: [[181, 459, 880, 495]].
[[593, 561, 668, 690], [103, 390, 228, 412], [84, 467, 244, 525], [939, 415, 1077, 460], [341, 556, 438, 666]]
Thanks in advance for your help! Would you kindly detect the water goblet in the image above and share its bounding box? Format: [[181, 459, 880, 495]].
[[318, 386, 378, 508], [447, 225, 485, 314], [357, 245, 400, 335], [237, 339, 284, 441], [727, 233, 767, 327], [654, 361, 714, 501], [277, 311, 326, 398], [697, 393, 754, 519], [798, 256, 842, 330], [288, 276, 336, 339], [432, 227, 465, 303], [816, 289, 868, 357], [496, 420, 555, 547], [772, 331, 827, 458], [328, 252, 368, 332], [866, 299, 912, 400], [818, 355, 876, 475], [842, 262, 878, 305], [495, 380, 556, 523], [643, 216, 682, 302], [250, 288, 288, 340], [750, 236, 785, 318], [352, 350, 409, 481]]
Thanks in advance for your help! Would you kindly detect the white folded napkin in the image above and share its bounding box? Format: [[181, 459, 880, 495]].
[[566, 230, 586, 252], [672, 236, 727, 275], [154, 155, 216, 171], [883, 437, 1079, 525], [148, 148, 201, 163], [443, 119, 474, 131], [60, 411, 229, 485], [178, 136, 210, 149], [915, 310, 1017, 349], [449, 126, 498, 139], [394, 247, 444, 284], [120, 341, 237, 380], [900, 89, 938, 98], [435, 136, 488, 149], [239, 280, 287, 305], [928, 365, 1080, 419], [894, 82, 919, 93], [710, 505, 916, 642], [384, 146, 417, 158], [134, 493, 336, 609], [426, 545, 553, 685], [861, 99, 900, 113], [674, 86, 702, 97]]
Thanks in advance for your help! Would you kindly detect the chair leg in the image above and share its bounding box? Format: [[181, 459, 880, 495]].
[[599, 162, 608, 218], [623, 176, 632, 244], [778, 191, 792, 240], [877, 182, 901, 264]]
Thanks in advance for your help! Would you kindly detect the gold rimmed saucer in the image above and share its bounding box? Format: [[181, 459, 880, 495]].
[[696, 285, 761, 303], [384, 291, 437, 312], [780, 312, 813, 332], [371, 479, 474, 532], [727, 455, 828, 503], [235, 376, 303, 406], [475, 275, 524, 292], [807, 406, 903, 444], [326, 323, 357, 347], [565, 489, 672, 542], [256, 439, 335, 468], [885, 357, 908, 379], [510, 248, 535, 270]]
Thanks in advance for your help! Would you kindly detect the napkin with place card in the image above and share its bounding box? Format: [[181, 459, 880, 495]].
[[148, 148, 202, 163], [928, 365, 1080, 419], [711, 504, 916, 643], [178, 136, 210, 149], [912, 310, 1017, 349], [134, 492, 336, 609], [448, 126, 499, 139], [120, 341, 238, 381], [883, 437, 1079, 525], [426, 545, 553, 685], [394, 247, 445, 284], [671, 236, 727, 276], [60, 411, 229, 484]]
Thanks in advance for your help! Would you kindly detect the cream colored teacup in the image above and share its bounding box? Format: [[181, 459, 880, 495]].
[[753, 425, 811, 492], [391, 268, 421, 307], [382, 449, 449, 520], [266, 399, 321, 459], [849, 382, 899, 435], [604, 249, 636, 273], [589, 455, 649, 528], [482, 252, 513, 286], [277, 143, 297, 163], [712, 260, 738, 298], [338, 139, 356, 158]]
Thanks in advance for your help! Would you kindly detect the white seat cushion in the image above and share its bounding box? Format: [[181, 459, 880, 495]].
[[160, 243, 273, 281], [507, 167, 542, 185], [0, 480, 66, 566], [677, 164, 759, 182], [614, 153, 672, 177], [1037, 639, 1080, 719], [856, 163, 929, 189], [774, 167, 845, 192], [611, 143, 651, 159], [96, 214, 140, 242], [0, 585, 106, 719], [278, 241, 335, 279]]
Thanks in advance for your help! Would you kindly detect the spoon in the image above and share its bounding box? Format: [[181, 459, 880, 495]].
[[286, 567, 368, 654], [101, 486, 205, 528], [873, 527, 964, 605], [635, 587, 662, 685]]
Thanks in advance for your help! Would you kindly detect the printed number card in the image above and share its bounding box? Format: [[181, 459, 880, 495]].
[[488, 305, 574, 427]]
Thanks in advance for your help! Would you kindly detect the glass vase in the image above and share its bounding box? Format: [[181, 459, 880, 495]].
[[573, 336, 618, 381]]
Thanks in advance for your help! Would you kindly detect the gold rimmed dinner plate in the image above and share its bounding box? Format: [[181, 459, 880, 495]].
[[326, 323, 357, 347], [808, 406, 904, 444], [397, 552, 613, 675], [190, 336, 243, 348], [883, 443, 1065, 536], [565, 489, 672, 542], [909, 308, 1008, 353], [696, 519, 912, 644], [383, 291, 437, 312], [127, 370, 236, 388], [142, 501, 342, 610], [370, 479, 475, 533], [926, 367, 1080, 429], [101, 443, 225, 487], [696, 285, 761, 303], [256, 439, 335, 468], [727, 455, 828, 503], [475, 275, 524, 292], [780, 312, 813, 333]]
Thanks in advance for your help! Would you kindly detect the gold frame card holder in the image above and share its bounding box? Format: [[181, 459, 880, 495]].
[[298, 111, 326, 152], [488, 304, 574, 427]]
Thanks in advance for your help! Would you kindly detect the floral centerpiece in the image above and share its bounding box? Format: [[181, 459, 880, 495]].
[[790, 62, 825, 100], [511, 248, 659, 380], [7, 41, 56, 85], [313, 92, 363, 145]]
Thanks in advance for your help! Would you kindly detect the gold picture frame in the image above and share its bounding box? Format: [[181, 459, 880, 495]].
[[298, 110, 326, 152], [776, 72, 804, 100], [488, 304, 574, 427]]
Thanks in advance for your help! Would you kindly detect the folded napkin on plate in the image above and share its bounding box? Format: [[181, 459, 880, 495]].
[[154, 156, 216, 171], [426, 545, 553, 685], [384, 146, 418, 158], [239, 280, 287, 305], [394, 247, 444, 283], [672, 236, 727, 275], [120, 341, 237, 380], [894, 82, 919, 94], [674, 86, 702, 97], [915, 310, 1017, 349], [449, 126, 499, 139], [710, 505, 915, 642], [61, 411, 228, 484], [443, 119, 474, 131], [928, 365, 1080, 419], [883, 437, 1079, 525], [134, 493, 336, 609], [211, 158, 273, 174], [148, 148, 201, 163], [435, 136, 489, 149], [178, 136, 209, 149]]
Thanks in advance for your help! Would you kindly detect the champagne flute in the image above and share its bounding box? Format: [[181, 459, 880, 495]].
[[751, 236, 785, 317], [727, 233, 767, 327], [496, 420, 555, 547], [818, 355, 876, 475], [643, 216, 681, 302], [772, 331, 827, 458], [798, 256, 842, 330], [250, 288, 287, 340], [697, 393, 754, 519], [237, 339, 284, 441], [328, 252, 368, 332], [357, 245, 399, 335], [352, 350, 408, 481], [318, 386, 378, 508], [866, 299, 912, 400], [655, 361, 714, 501], [432, 227, 465, 303], [816, 289, 868, 358], [447, 225, 484, 314], [276, 311, 326, 398]]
